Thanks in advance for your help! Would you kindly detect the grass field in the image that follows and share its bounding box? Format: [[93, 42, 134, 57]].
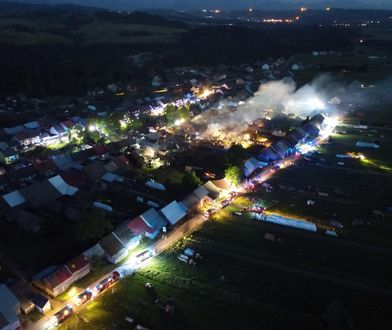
[[58, 195, 392, 330]]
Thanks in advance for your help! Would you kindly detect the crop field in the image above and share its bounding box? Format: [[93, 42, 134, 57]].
[[59, 196, 392, 330]]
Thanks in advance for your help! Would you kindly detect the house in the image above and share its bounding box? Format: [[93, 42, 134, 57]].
[[48, 175, 78, 196], [302, 122, 320, 136], [270, 140, 290, 159], [4, 125, 24, 136], [52, 155, 74, 170], [160, 201, 187, 226], [20, 180, 62, 208], [128, 208, 167, 240], [5, 209, 42, 232], [99, 233, 128, 264], [0, 149, 19, 165], [181, 185, 212, 211], [113, 222, 141, 251], [29, 293, 51, 314], [33, 255, 90, 297], [203, 179, 231, 200], [32, 266, 73, 297], [244, 157, 268, 177], [14, 131, 41, 147], [0, 284, 20, 330], [257, 147, 279, 162], [140, 208, 167, 239], [65, 255, 91, 282], [83, 161, 107, 181]]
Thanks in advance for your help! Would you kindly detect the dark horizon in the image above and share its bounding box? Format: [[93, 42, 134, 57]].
[[2, 0, 392, 11]]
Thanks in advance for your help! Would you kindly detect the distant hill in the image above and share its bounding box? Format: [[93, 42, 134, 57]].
[[2, 0, 392, 10], [0, 5, 188, 45]]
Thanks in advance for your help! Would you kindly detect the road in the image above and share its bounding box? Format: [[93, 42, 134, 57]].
[[26, 214, 208, 330]]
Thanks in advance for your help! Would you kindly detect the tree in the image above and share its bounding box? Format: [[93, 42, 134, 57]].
[[165, 104, 177, 125], [182, 170, 202, 190], [75, 209, 112, 243], [225, 165, 241, 186]]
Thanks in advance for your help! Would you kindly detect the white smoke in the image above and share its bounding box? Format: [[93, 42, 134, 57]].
[[195, 75, 335, 139]]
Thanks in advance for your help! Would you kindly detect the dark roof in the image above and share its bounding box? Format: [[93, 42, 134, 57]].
[[99, 233, 125, 257], [29, 293, 49, 309], [60, 169, 86, 188], [32, 158, 56, 173], [8, 164, 38, 183], [6, 208, 42, 231], [65, 255, 90, 274], [20, 180, 62, 208], [302, 122, 320, 136], [0, 148, 17, 157], [83, 161, 106, 181], [93, 145, 107, 155], [71, 148, 96, 162], [113, 222, 136, 244], [270, 141, 289, 158], [257, 147, 279, 162], [310, 114, 324, 128]]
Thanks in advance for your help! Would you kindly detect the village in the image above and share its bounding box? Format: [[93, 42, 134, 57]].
[[1, 50, 392, 330]]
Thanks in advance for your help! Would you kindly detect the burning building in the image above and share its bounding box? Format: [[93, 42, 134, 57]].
[[244, 114, 326, 176]]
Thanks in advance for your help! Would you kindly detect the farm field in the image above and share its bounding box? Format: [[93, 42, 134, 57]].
[[59, 196, 392, 330]]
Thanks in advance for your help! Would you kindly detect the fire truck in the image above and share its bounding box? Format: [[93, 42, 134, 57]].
[[50, 304, 73, 327], [74, 289, 93, 306], [95, 271, 120, 294]]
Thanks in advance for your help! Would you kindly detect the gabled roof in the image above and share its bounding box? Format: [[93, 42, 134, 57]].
[[83, 161, 106, 181], [60, 169, 86, 188], [43, 266, 73, 290], [3, 190, 26, 208], [48, 175, 78, 196], [32, 158, 56, 173], [113, 221, 137, 245], [24, 121, 40, 129], [160, 201, 187, 225], [99, 233, 125, 257], [193, 185, 209, 199], [257, 147, 279, 162], [4, 125, 24, 135], [128, 216, 154, 235], [71, 148, 96, 162], [101, 172, 124, 183], [203, 181, 221, 199], [140, 208, 167, 231], [65, 255, 89, 274], [29, 293, 49, 309], [52, 155, 74, 170], [302, 122, 320, 136], [181, 193, 200, 210], [310, 114, 324, 128], [211, 178, 231, 190], [6, 208, 42, 231], [20, 180, 62, 208]]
